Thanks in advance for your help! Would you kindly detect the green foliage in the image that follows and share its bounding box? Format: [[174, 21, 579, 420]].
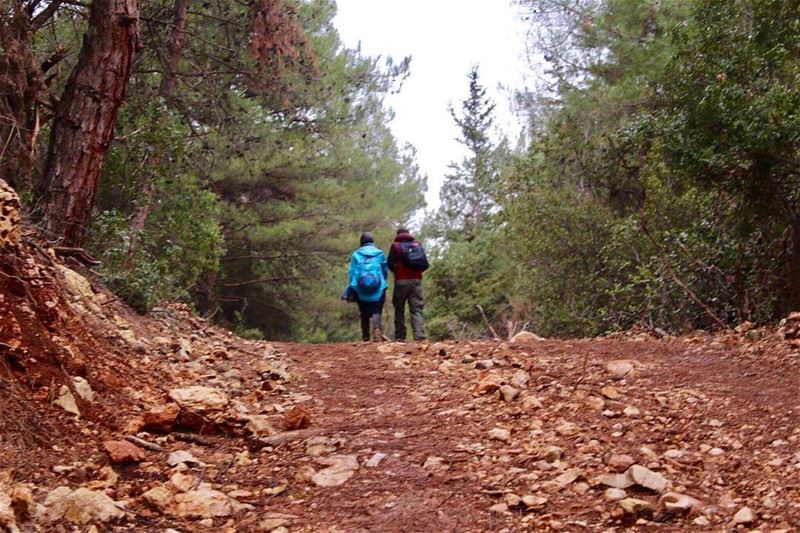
[[498, 0, 800, 336], [88, 171, 223, 312]]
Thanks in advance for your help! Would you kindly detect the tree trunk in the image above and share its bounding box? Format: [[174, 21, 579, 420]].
[[0, 8, 46, 194], [159, 0, 189, 100], [123, 0, 188, 267], [41, 0, 139, 247]]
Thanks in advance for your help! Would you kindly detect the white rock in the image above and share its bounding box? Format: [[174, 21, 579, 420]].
[[72, 377, 94, 402], [618, 498, 654, 517], [509, 370, 530, 389], [365, 452, 386, 468], [658, 491, 703, 516], [604, 488, 627, 502], [246, 415, 276, 436], [170, 489, 232, 518], [0, 491, 18, 533], [510, 331, 544, 344], [606, 360, 635, 379], [46, 487, 125, 525], [488, 427, 511, 443], [141, 486, 173, 509], [628, 465, 668, 492], [168, 386, 229, 411], [521, 396, 543, 410], [552, 468, 582, 488], [623, 406, 640, 417], [167, 451, 198, 467], [53, 386, 80, 416], [733, 506, 755, 524], [311, 455, 360, 487], [597, 472, 635, 489], [499, 385, 520, 402]]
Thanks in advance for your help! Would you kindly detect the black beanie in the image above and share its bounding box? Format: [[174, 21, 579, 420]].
[[360, 231, 374, 246]]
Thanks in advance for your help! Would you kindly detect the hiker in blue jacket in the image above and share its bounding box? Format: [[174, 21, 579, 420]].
[[343, 231, 388, 341]]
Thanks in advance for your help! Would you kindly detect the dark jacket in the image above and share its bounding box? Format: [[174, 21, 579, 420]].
[[387, 232, 423, 280]]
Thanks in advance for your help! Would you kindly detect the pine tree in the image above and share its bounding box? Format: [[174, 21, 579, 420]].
[[433, 67, 503, 242]]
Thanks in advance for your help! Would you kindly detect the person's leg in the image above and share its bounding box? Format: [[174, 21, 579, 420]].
[[409, 280, 426, 340], [372, 290, 386, 341], [392, 284, 409, 340], [357, 300, 370, 341], [360, 314, 370, 341]]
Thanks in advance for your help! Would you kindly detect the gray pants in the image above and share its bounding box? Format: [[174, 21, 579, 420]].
[[393, 279, 425, 340]]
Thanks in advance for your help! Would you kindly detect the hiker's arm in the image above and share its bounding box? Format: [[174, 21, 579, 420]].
[[348, 253, 357, 287], [381, 253, 389, 278], [387, 244, 396, 272]]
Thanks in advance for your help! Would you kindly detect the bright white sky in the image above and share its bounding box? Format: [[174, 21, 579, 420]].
[[332, 1, 532, 210]]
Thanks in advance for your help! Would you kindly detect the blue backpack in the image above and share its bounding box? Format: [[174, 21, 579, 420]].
[[354, 254, 383, 294]]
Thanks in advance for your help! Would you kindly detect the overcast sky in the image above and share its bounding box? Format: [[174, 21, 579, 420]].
[[332, 1, 532, 210]]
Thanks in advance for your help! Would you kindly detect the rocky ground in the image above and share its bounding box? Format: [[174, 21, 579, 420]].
[[2, 236, 800, 532]]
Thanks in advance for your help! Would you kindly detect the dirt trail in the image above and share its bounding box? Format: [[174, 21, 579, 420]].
[[3, 238, 800, 532], [250, 337, 800, 532]]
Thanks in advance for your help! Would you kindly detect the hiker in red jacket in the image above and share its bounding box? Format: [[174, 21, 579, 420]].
[[387, 228, 429, 341]]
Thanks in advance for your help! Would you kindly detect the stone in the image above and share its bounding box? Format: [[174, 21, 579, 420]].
[[55, 264, 103, 314], [543, 446, 564, 462], [476, 374, 503, 394], [521, 396, 543, 410], [623, 406, 640, 417], [102, 440, 147, 463], [170, 489, 232, 518], [552, 468, 582, 488], [53, 385, 80, 416], [72, 377, 94, 402], [489, 502, 509, 514], [46, 487, 125, 525], [474, 359, 494, 370], [597, 473, 635, 489], [283, 405, 312, 430], [606, 453, 635, 473], [693, 516, 710, 526], [600, 386, 620, 400], [259, 512, 298, 531], [733, 507, 755, 525], [618, 498, 655, 517], [499, 385, 520, 402], [142, 403, 180, 433], [488, 427, 511, 443], [0, 179, 21, 247], [658, 492, 703, 516], [141, 486, 174, 510], [628, 465, 668, 493], [365, 452, 386, 468], [9, 484, 34, 521], [246, 415, 277, 436], [312, 455, 360, 487], [510, 331, 544, 344], [604, 488, 627, 502], [167, 450, 198, 467], [606, 360, 635, 379], [0, 491, 17, 533], [504, 493, 522, 507], [521, 495, 548, 508], [168, 386, 229, 411], [555, 421, 578, 436], [169, 467, 194, 492], [509, 370, 530, 388]]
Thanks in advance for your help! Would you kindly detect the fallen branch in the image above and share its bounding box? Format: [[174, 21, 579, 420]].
[[125, 435, 164, 452], [53, 246, 101, 266], [476, 304, 500, 340], [173, 432, 216, 446]]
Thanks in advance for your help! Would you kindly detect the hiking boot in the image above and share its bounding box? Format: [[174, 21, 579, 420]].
[[373, 326, 383, 342]]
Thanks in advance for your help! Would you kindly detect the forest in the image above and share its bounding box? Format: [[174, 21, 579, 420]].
[[3, 0, 800, 341]]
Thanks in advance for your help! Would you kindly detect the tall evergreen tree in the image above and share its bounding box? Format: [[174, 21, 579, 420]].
[[431, 67, 504, 241]]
